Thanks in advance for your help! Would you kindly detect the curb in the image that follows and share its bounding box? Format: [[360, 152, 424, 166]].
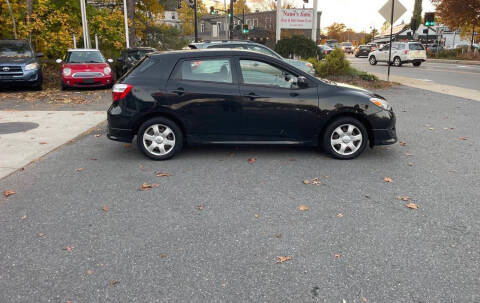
[[427, 59, 480, 66]]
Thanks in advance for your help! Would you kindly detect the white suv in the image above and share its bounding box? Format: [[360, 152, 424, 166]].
[[368, 42, 427, 67]]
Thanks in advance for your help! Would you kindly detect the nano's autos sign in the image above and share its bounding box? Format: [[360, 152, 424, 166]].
[[279, 9, 313, 29]]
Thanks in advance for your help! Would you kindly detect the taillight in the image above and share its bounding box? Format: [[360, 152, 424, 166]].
[[404, 50, 409, 55], [112, 83, 132, 102]]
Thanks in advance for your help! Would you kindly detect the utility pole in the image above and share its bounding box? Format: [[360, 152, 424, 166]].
[[311, 0, 318, 43], [387, 0, 394, 82], [123, 0, 130, 48], [79, 0, 91, 48], [229, 0, 234, 40], [6, 0, 17, 39], [224, 0, 228, 39], [194, 0, 199, 42], [275, 0, 281, 42]]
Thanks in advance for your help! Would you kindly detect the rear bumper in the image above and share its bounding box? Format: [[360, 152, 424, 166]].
[[107, 128, 134, 142], [107, 103, 134, 142]]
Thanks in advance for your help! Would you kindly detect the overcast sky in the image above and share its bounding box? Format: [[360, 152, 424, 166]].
[[210, 0, 435, 32]]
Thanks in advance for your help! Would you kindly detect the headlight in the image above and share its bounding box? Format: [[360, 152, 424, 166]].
[[24, 63, 39, 71], [370, 97, 391, 110], [63, 68, 72, 76], [104, 67, 112, 75]]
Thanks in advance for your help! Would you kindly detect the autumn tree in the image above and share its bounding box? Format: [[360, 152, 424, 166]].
[[432, 0, 480, 49], [411, 0, 422, 30], [176, 0, 207, 36], [326, 23, 346, 42], [233, 0, 251, 15]]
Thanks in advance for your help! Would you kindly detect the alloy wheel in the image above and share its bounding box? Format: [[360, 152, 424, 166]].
[[142, 124, 176, 156], [330, 124, 363, 156]]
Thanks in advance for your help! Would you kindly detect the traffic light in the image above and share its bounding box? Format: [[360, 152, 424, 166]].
[[424, 12, 435, 26], [209, 6, 215, 14], [242, 24, 249, 34]]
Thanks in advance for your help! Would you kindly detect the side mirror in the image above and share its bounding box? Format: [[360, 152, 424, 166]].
[[56, 59, 62, 64], [107, 58, 114, 63], [36, 53, 43, 58], [297, 76, 308, 88]]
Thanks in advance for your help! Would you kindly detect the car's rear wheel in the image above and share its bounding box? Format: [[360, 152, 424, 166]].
[[369, 56, 377, 65], [413, 61, 422, 67], [322, 117, 368, 160], [137, 117, 183, 160], [393, 57, 402, 67]]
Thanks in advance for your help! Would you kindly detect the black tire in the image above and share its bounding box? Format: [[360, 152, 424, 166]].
[[61, 82, 68, 90], [413, 61, 422, 67], [322, 117, 368, 160], [137, 117, 183, 160], [369, 56, 377, 65], [393, 56, 402, 67], [32, 81, 43, 91]]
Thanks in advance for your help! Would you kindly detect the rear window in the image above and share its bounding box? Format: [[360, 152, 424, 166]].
[[121, 57, 162, 81], [409, 43, 425, 50]]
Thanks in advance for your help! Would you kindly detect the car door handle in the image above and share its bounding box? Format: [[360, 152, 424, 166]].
[[172, 87, 184, 96], [243, 92, 261, 99], [290, 92, 299, 97]]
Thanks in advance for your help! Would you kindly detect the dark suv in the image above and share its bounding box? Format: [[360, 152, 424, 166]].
[[114, 47, 157, 78], [0, 39, 43, 89], [107, 49, 397, 160]]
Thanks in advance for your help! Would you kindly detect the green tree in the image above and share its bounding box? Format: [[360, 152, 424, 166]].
[[275, 35, 321, 59]]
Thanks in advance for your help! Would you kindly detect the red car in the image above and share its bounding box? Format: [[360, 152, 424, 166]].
[[57, 49, 113, 89]]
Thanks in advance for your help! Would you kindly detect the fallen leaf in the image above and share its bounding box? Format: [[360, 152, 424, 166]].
[[428, 127, 434, 130], [365, 195, 370, 199], [303, 179, 311, 184], [4, 190, 16, 197], [94, 134, 101, 137], [39, 142, 47, 145], [408, 162, 413, 166], [21, 215, 27, 220], [384, 177, 393, 183], [155, 172, 171, 177], [334, 254, 342, 258], [248, 157, 256, 164], [66, 301, 72, 303], [399, 141, 406, 146], [124, 143, 131, 148], [362, 297, 368, 302], [196, 205, 204, 210], [101, 206, 109, 211], [397, 196, 409, 201], [138, 164, 144, 170], [76, 168, 84, 172], [276, 256, 292, 263], [311, 178, 321, 185], [336, 213, 343, 218], [406, 203, 418, 209], [298, 205, 309, 211], [254, 214, 259, 218], [87, 269, 93, 275], [63, 245, 74, 252], [405, 153, 413, 156], [275, 233, 282, 238], [140, 183, 159, 191], [161, 253, 167, 258], [458, 137, 467, 141], [108, 280, 120, 287], [88, 158, 98, 161], [38, 233, 45, 237]]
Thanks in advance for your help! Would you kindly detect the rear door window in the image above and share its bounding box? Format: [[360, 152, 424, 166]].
[[179, 59, 232, 83], [409, 43, 425, 50]]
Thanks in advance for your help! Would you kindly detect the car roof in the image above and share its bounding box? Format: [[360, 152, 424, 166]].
[[189, 40, 264, 48], [125, 47, 156, 51], [67, 48, 102, 52]]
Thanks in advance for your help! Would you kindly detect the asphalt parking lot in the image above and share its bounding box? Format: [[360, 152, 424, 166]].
[[1, 86, 479, 302]]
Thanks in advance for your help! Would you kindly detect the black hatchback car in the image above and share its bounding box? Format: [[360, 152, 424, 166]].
[[108, 49, 397, 160], [0, 39, 43, 89]]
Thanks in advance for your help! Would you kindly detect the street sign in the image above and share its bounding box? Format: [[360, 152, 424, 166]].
[[378, 0, 406, 24]]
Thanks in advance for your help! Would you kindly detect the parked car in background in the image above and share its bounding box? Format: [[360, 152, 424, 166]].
[[189, 41, 315, 76], [57, 49, 113, 89], [114, 47, 156, 78], [367, 43, 379, 51], [107, 49, 397, 160], [0, 39, 43, 90], [369, 42, 427, 67], [341, 42, 353, 54], [427, 44, 444, 52], [354, 45, 372, 57], [318, 44, 334, 56]]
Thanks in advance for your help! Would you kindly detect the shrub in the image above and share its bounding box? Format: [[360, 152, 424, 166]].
[[275, 35, 322, 59], [315, 47, 350, 77]]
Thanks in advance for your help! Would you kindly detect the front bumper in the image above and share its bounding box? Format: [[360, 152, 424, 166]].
[[63, 75, 113, 88], [0, 69, 42, 87], [368, 109, 397, 146]]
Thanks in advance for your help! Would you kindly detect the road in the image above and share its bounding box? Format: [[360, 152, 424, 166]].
[[1, 86, 479, 302], [348, 55, 480, 91]]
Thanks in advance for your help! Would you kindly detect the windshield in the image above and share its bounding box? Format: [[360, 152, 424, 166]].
[[409, 44, 425, 50], [342, 42, 352, 46], [0, 42, 33, 58], [65, 51, 105, 63]]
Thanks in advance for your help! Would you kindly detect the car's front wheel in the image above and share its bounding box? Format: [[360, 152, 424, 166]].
[[322, 117, 368, 160], [369, 56, 377, 65], [137, 117, 183, 160]]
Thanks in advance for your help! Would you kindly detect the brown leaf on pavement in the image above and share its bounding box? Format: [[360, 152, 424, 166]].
[[254, 214, 259, 218], [21, 215, 27, 220], [4, 190, 16, 197], [458, 137, 467, 140], [38, 233, 45, 238], [196, 205, 204, 210], [405, 153, 413, 156], [87, 269, 93, 275], [397, 196, 409, 201], [303, 179, 311, 184], [276, 256, 292, 263], [76, 168, 84, 172], [408, 162, 413, 166], [336, 213, 343, 218], [275, 233, 282, 238], [39, 142, 47, 145], [161, 253, 168, 258], [63, 245, 74, 252], [101, 206, 109, 211], [406, 203, 418, 209], [334, 254, 342, 258], [399, 141, 406, 146], [94, 134, 101, 137], [155, 172, 171, 177], [108, 280, 120, 287], [384, 177, 393, 183], [298, 205, 309, 211], [248, 157, 256, 164], [140, 183, 159, 191], [311, 177, 321, 185]]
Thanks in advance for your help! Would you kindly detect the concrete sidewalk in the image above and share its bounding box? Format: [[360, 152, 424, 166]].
[[0, 111, 105, 180], [428, 58, 480, 66], [371, 72, 480, 102]]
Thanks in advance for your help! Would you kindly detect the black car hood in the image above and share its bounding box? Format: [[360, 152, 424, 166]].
[[0, 56, 35, 65]]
